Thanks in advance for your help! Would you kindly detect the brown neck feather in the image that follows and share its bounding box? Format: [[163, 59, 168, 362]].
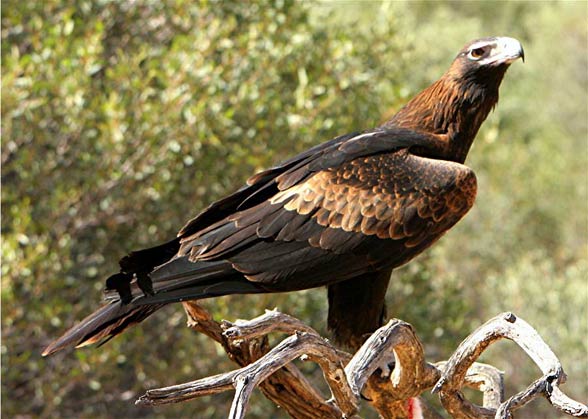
[[382, 68, 506, 163]]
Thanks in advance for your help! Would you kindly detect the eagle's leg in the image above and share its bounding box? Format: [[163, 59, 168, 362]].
[[327, 268, 392, 351]]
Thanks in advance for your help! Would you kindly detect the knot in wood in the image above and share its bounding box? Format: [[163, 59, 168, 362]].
[[503, 312, 516, 323], [236, 374, 251, 386], [223, 328, 240, 339]]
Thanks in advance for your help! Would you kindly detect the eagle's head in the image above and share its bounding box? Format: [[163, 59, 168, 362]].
[[449, 36, 525, 85]]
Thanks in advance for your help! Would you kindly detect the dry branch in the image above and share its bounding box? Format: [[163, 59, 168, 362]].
[[433, 312, 588, 419], [179, 303, 343, 419], [136, 305, 587, 419]]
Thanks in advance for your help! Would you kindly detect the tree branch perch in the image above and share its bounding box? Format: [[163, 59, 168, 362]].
[[136, 304, 587, 419]]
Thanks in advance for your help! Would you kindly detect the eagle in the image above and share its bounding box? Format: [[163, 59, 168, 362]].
[[43, 36, 524, 355]]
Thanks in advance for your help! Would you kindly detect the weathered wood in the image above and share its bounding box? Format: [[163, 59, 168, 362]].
[[344, 318, 440, 419], [136, 306, 587, 419], [222, 309, 320, 340], [435, 361, 504, 410], [180, 302, 343, 419], [433, 312, 588, 418]]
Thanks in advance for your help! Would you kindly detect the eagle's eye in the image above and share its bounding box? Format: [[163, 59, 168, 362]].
[[468, 47, 486, 60]]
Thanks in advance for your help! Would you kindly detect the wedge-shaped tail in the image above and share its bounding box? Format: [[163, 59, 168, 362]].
[[42, 302, 163, 356], [42, 258, 266, 356]]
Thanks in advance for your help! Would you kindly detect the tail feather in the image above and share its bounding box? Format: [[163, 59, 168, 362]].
[[43, 258, 267, 356], [42, 302, 164, 356]]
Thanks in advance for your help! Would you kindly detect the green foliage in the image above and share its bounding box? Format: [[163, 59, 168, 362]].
[[2, 1, 586, 418]]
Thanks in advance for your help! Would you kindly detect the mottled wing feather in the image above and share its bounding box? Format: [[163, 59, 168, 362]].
[[177, 131, 361, 238], [178, 128, 443, 241], [183, 148, 476, 291], [282, 152, 475, 242]]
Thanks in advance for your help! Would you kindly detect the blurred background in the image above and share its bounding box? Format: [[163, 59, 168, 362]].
[[2, 1, 586, 418]]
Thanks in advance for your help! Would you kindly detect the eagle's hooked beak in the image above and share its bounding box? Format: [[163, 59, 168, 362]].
[[491, 37, 525, 64]]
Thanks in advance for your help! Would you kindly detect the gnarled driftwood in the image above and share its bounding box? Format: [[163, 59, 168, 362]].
[[136, 304, 587, 419]]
